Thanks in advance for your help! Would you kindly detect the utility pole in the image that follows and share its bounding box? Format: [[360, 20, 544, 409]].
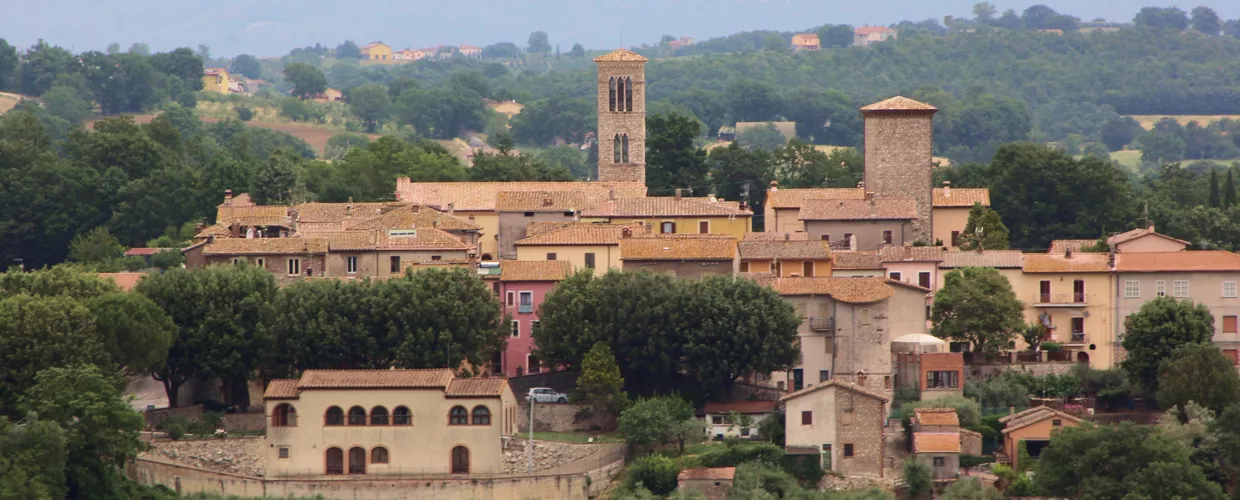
[[527, 392, 535, 473]]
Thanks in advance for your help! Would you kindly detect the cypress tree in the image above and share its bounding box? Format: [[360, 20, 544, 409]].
[[1210, 169, 1221, 208], [1225, 169, 1236, 209]]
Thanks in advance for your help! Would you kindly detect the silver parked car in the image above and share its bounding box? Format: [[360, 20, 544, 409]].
[[528, 387, 568, 403]]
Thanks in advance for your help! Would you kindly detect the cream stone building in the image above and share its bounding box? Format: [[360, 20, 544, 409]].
[[781, 381, 888, 477], [594, 49, 648, 183], [861, 97, 937, 242], [264, 370, 517, 477], [513, 223, 637, 275]]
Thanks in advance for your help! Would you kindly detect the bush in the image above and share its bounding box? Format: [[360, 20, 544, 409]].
[[698, 442, 785, 467], [732, 462, 802, 498], [165, 421, 186, 440], [235, 105, 254, 121], [1041, 341, 1063, 352], [779, 454, 825, 487], [898, 395, 981, 426], [625, 455, 681, 496], [960, 454, 993, 468]]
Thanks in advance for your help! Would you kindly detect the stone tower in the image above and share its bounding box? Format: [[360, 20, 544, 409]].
[[594, 49, 648, 184], [860, 96, 938, 242]]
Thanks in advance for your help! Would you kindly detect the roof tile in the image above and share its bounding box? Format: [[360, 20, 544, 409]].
[[593, 48, 649, 62], [292, 202, 395, 223], [766, 188, 865, 209], [1116, 251, 1240, 272], [913, 432, 961, 453], [739, 240, 831, 260], [496, 191, 607, 212], [1108, 227, 1189, 246], [397, 181, 645, 212], [500, 260, 573, 282], [582, 197, 752, 217], [345, 205, 481, 231], [880, 246, 944, 263], [620, 237, 737, 261], [264, 379, 300, 399], [1022, 253, 1110, 273], [780, 379, 890, 403], [941, 250, 1024, 269], [799, 198, 918, 221], [860, 96, 938, 113], [445, 378, 508, 397], [203, 238, 329, 255], [296, 369, 454, 390], [767, 277, 894, 304], [914, 408, 960, 426], [832, 251, 884, 270], [932, 188, 990, 208], [215, 205, 290, 227], [515, 224, 638, 246], [743, 232, 810, 241]]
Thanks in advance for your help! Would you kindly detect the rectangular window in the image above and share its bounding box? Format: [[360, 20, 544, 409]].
[[661, 221, 676, 234], [741, 427, 750, 437], [1156, 280, 1166, 297], [926, 370, 959, 389], [740, 262, 750, 273], [933, 456, 945, 466], [793, 368, 804, 391], [774, 261, 782, 276], [278, 447, 290, 459], [546, 253, 557, 261], [389, 256, 401, 273], [256, 258, 265, 268], [518, 291, 533, 313], [884, 375, 892, 389], [1052, 419, 1062, 427], [584, 253, 596, 269], [1226, 315, 1238, 334], [712, 415, 724, 425], [346, 256, 358, 274], [431, 255, 442, 261], [803, 261, 814, 278], [510, 320, 519, 338], [1073, 279, 1085, 302], [1040, 280, 1051, 303], [528, 354, 541, 374], [882, 230, 893, 245], [819, 370, 829, 382], [232, 258, 242, 265], [843, 233, 853, 245], [287, 258, 301, 275], [889, 272, 902, 281], [951, 231, 960, 247], [531, 320, 540, 335], [1226, 282, 1238, 298], [821, 234, 830, 242], [491, 351, 502, 374], [1072, 317, 1084, 334], [860, 308, 872, 325], [698, 220, 710, 233], [1125, 280, 1140, 298], [1174, 280, 1189, 297], [506, 291, 515, 307], [843, 444, 854, 457], [801, 411, 812, 425], [919, 272, 931, 289]]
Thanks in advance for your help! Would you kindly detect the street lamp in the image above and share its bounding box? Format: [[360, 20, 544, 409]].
[[526, 390, 535, 473]]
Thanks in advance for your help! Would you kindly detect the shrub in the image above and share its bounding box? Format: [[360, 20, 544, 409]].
[[779, 454, 825, 487], [960, 454, 993, 468], [165, 421, 186, 440], [235, 105, 254, 121], [1041, 341, 1063, 352], [625, 455, 681, 496], [697, 442, 785, 467], [898, 395, 981, 426]]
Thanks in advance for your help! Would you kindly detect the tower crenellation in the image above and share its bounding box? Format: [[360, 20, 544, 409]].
[[594, 49, 648, 184]]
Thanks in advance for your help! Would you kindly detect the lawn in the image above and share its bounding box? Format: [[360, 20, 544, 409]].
[[1128, 114, 1240, 129], [516, 431, 625, 444]]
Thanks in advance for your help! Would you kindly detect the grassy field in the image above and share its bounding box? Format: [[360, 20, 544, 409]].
[[1128, 115, 1240, 129], [0, 92, 21, 114], [1105, 150, 1239, 171], [516, 431, 625, 444]]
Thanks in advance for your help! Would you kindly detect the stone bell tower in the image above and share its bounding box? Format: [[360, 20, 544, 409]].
[[594, 48, 647, 184], [860, 96, 938, 242]]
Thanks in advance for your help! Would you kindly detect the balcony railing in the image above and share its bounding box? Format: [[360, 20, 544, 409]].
[[1070, 333, 1086, 344], [808, 316, 835, 332], [1033, 293, 1088, 306], [518, 304, 533, 314]]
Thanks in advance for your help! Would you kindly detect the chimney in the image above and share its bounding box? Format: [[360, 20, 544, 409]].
[[1148, 220, 1155, 231], [609, 188, 616, 201], [622, 227, 633, 238], [572, 209, 580, 222], [709, 193, 717, 203], [739, 200, 748, 211], [447, 202, 455, 215], [468, 215, 476, 222], [784, 232, 790, 241], [223, 189, 233, 205], [346, 196, 353, 217], [542, 197, 553, 207], [865, 191, 875, 202], [942, 180, 951, 198], [675, 189, 683, 200], [1065, 247, 1073, 258], [194, 218, 206, 234], [849, 234, 857, 252], [1009, 406, 1015, 416], [228, 222, 241, 238], [411, 204, 421, 213], [769, 180, 779, 192]]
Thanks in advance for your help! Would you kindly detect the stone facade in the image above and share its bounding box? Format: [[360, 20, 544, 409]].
[[596, 55, 647, 183], [834, 389, 886, 477], [862, 111, 935, 242]]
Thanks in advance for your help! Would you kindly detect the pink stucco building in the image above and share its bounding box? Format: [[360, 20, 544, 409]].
[[496, 260, 572, 377]]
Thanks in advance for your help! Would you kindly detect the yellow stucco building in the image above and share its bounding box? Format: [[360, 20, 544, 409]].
[[931, 185, 990, 249], [513, 224, 632, 275], [203, 68, 230, 94], [360, 42, 393, 60], [1017, 252, 1116, 368]]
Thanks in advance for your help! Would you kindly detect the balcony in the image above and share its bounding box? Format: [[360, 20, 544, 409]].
[[808, 316, 835, 332], [1032, 293, 1089, 307], [518, 303, 533, 314]]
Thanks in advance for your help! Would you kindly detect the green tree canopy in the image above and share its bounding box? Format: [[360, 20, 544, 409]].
[[229, 54, 263, 79], [0, 416, 68, 500], [957, 203, 1010, 250], [1157, 342, 1240, 420], [283, 62, 327, 99], [0, 294, 107, 410], [1121, 297, 1216, 393], [347, 83, 392, 133], [932, 267, 1024, 356], [645, 112, 709, 194], [86, 292, 175, 377], [527, 31, 552, 54], [574, 343, 629, 422]]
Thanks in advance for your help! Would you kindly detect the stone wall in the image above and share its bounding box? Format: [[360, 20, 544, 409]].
[[128, 458, 590, 500], [143, 405, 265, 432], [862, 112, 934, 242], [518, 403, 612, 432], [835, 390, 886, 477], [596, 59, 647, 183]]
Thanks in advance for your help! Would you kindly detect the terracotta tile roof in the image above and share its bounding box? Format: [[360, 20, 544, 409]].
[[739, 240, 831, 260], [704, 401, 778, 414], [292, 202, 396, 223], [960, 428, 982, 438], [515, 224, 635, 246], [998, 406, 1051, 423], [496, 191, 606, 213], [766, 188, 865, 209], [1116, 251, 1240, 272], [593, 48, 649, 62], [678, 467, 736, 481], [582, 197, 752, 217], [294, 222, 345, 233], [743, 232, 809, 241], [203, 238, 328, 255], [932, 188, 990, 208], [860, 96, 937, 112], [1108, 227, 1189, 246], [294, 231, 377, 251], [1048, 239, 1098, 254], [95, 272, 145, 291], [832, 251, 883, 270], [1001, 407, 1083, 434], [768, 277, 894, 304], [397, 181, 645, 212], [346, 205, 481, 231], [855, 26, 896, 35], [500, 260, 572, 282], [880, 246, 944, 263], [445, 378, 508, 397], [914, 432, 961, 453], [297, 369, 454, 390], [941, 250, 1024, 269], [377, 227, 471, 251], [780, 379, 889, 403], [204, 67, 227, 76], [1022, 253, 1111, 273], [799, 198, 918, 221], [124, 248, 173, 256], [263, 379, 300, 399], [195, 223, 230, 238], [620, 237, 736, 261], [914, 408, 960, 426], [215, 205, 290, 227]]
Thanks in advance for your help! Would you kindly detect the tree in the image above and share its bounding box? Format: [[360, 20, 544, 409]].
[[230, 54, 263, 79], [527, 31, 552, 54], [569, 43, 586, 58], [1191, 7, 1223, 34], [1141, 131, 1187, 164], [17, 42, 77, 96], [775, 142, 863, 189], [347, 83, 391, 133], [0, 294, 107, 411], [1100, 117, 1141, 152], [932, 267, 1023, 356], [574, 343, 629, 423], [137, 265, 276, 407], [737, 123, 788, 151], [625, 455, 681, 495], [482, 42, 522, 59], [940, 477, 1003, 500], [618, 396, 696, 453], [1157, 343, 1240, 420], [782, 87, 858, 145], [40, 84, 93, 124], [1121, 297, 1215, 394], [646, 113, 709, 194], [370, 269, 507, 372], [902, 458, 933, 499], [283, 63, 327, 99], [1135, 7, 1190, 31], [264, 279, 383, 376], [957, 203, 1010, 250], [0, 416, 68, 499], [899, 396, 982, 427], [0, 39, 18, 91], [18, 365, 145, 498], [394, 86, 487, 139], [149, 47, 206, 94], [1210, 404, 1240, 493], [973, 2, 997, 23], [537, 146, 591, 180], [818, 25, 856, 48], [469, 149, 574, 182], [324, 132, 371, 161], [67, 227, 125, 264], [335, 40, 361, 59], [1034, 422, 1225, 499], [86, 292, 175, 377], [252, 148, 300, 205], [727, 80, 782, 122], [1210, 169, 1222, 208], [508, 96, 594, 146], [1226, 169, 1237, 209]]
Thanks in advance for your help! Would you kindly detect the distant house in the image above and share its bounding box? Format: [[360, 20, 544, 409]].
[[734, 121, 797, 143], [781, 380, 888, 477], [677, 467, 734, 499], [202, 68, 230, 94], [311, 88, 344, 103], [360, 42, 393, 60], [667, 36, 696, 49], [704, 400, 778, 440], [458, 44, 483, 58], [790, 33, 821, 51], [853, 26, 898, 47], [394, 49, 431, 61], [913, 432, 960, 480], [1000, 407, 1083, 469]]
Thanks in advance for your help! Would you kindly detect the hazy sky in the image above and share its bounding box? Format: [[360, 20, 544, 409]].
[[3, 1, 1238, 57]]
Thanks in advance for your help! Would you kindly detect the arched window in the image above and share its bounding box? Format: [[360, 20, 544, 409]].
[[472, 406, 492, 425], [616, 77, 626, 111], [347, 406, 367, 426], [612, 134, 622, 164], [621, 134, 630, 163], [608, 77, 617, 112], [449, 405, 469, 425], [348, 446, 366, 474], [393, 406, 412, 425], [625, 77, 633, 112], [325, 406, 344, 426], [371, 446, 389, 464], [325, 447, 344, 475], [451, 446, 470, 474], [370, 406, 389, 426], [272, 403, 297, 427]]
